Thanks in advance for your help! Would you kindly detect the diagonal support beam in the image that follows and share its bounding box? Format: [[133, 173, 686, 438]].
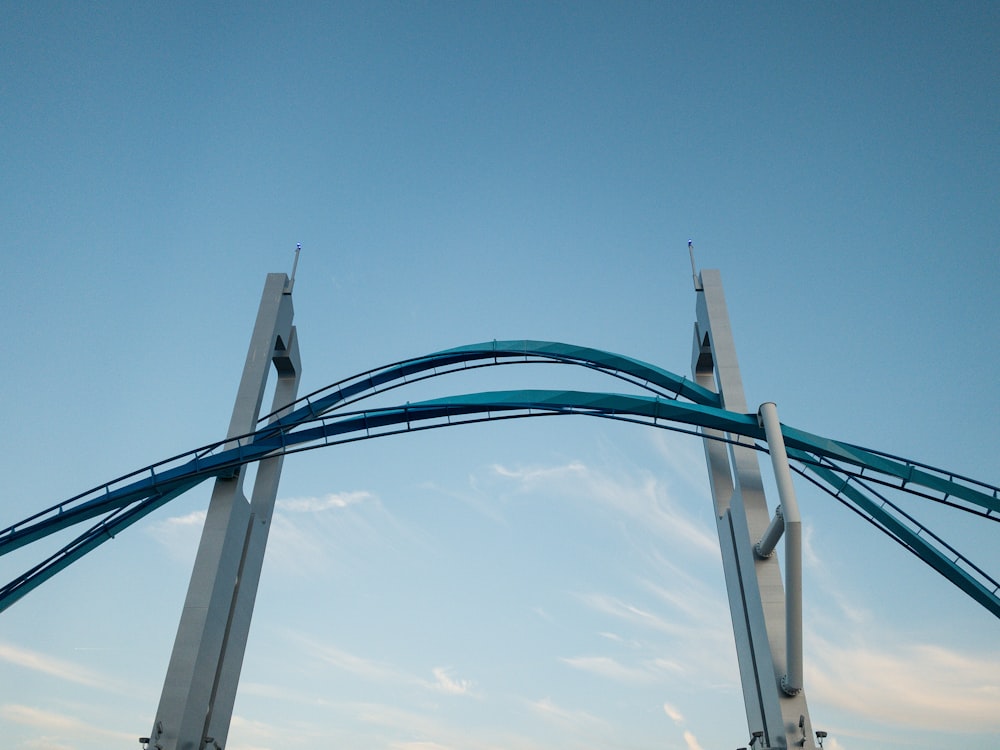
[[758, 401, 803, 697], [692, 269, 816, 749], [146, 273, 300, 750]]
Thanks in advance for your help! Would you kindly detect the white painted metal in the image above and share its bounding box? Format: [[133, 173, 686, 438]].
[[146, 273, 300, 750], [755, 504, 785, 559], [141, 264, 821, 750], [691, 270, 815, 749], [758, 401, 804, 697]]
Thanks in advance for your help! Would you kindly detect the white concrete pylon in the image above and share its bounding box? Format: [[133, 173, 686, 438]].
[[146, 273, 301, 750]]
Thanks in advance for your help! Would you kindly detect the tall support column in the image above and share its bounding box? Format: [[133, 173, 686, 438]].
[[691, 269, 815, 749], [146, 273, 300, 750], [758, 401, 803, 698]]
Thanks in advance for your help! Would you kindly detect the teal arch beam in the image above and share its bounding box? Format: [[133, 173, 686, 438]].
[[0, 341, 715, 555], [261, 339, 720, 432], [3, 388, 997, 555], [0, 478, 205, 612], [3, 385, 999, 618], [782, 425, 1000, 515], [792, 455, 1000, 617], [4, 389, 997, 546]]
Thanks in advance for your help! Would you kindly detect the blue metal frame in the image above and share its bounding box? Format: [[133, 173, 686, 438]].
[[2, 341, 997, 619]]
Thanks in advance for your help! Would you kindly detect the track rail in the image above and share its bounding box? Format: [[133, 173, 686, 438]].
[[2, 341, 997, 618]]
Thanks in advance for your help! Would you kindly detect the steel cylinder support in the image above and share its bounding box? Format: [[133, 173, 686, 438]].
[[758, 401, 803, 697], [146, 273, 300, 750], [691, 269, 815, 749]]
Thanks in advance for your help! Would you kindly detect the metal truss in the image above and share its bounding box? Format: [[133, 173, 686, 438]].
[[2, 272, 999, 750], [2, 348, 997, 619]]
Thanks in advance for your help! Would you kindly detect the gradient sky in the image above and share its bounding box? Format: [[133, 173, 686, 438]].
[[1, 3, 998, 750]]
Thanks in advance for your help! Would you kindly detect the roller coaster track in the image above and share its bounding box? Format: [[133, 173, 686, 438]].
[[2, 340, 998, 618]]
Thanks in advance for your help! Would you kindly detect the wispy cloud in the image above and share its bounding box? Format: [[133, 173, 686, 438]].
[[490, 459, 719, 555], [227, 714, 283, 750], [144, 509, 205, 561], [268, 488, 414, 576], [277, 490, 374, 513], [663, 702, 685, 724], [296, 638, 477, 698], [431, 667, 476, 696], [560, 655, 656, 684], [527, 696, 612, 734], [351, 701, 547, 750], [642, 576, 730, 630], [576, 592, 683, 636], [572, 586, 739, 690], [307, 641, 424, 687], [682, 729, 705, 750], [0, 642, 107, 689], [263, 511, 330, 575], [0, 705, 134, 743], [649, 431, 714, 501], [419, 476, 509, 526], [808, 635, 1000, 732], [664, 700, 707, 750], [560, 654, 681, 685], [146, 490, 385, 573]]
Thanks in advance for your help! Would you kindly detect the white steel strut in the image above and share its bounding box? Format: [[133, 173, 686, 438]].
[[141, 264, 818, 750], [144, 273, 301, 750], [691, 269, 817, 749]]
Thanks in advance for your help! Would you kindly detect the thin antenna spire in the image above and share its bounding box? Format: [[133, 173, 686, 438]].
[[287, 243, 301, 293], [688, 239, 702, 291]]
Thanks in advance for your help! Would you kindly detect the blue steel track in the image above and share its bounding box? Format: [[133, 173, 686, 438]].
[[2, 340, 998, 617]]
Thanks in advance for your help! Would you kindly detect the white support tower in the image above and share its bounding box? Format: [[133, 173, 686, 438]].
[[140, 263, 818, 750], [691, 269, 817, 749], [145, 273, 301, 750]]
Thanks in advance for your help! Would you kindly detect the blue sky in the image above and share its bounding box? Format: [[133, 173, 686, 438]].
[[1, 3, 998, 749]]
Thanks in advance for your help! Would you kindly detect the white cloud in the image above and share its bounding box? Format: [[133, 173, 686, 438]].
[[294, 638, 476, 698], [808, 635, 1000, 732], [492, 461, 587, 483], [576, 592, 683, 636], [662, 700, 706, 750], [0, 705, 134, 743], [431, 667, 476, 696], [642, 576, 729, 630], [650, 431, 714, 501], [262, 511, 330, 575], [490, 459, 719, 556], [144, 509, 206, 561], [802, 522, 821, 568], [682, 729, 704, 750], [227, 714, 283, 750], [531, 606, 554, 623], [160, 509, 207, 526], [419, 476, 510, 526], [560, 655, 676, 685], [145, 491, 380, 570], [264, 488, 419, 576], [527, 697, 611, 734], [306, 641, 423, 687], [277, 490, 374, 513], [663, 702, 685, 724], [22, 738, 73, 750], [0, 642, 107, 689], [351, 701, 548, 750]]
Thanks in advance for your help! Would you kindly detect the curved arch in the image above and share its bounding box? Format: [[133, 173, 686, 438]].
[[261, 339, 720, 432], [1, 340, 720, 555], [3, 349, 1000, 619]]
